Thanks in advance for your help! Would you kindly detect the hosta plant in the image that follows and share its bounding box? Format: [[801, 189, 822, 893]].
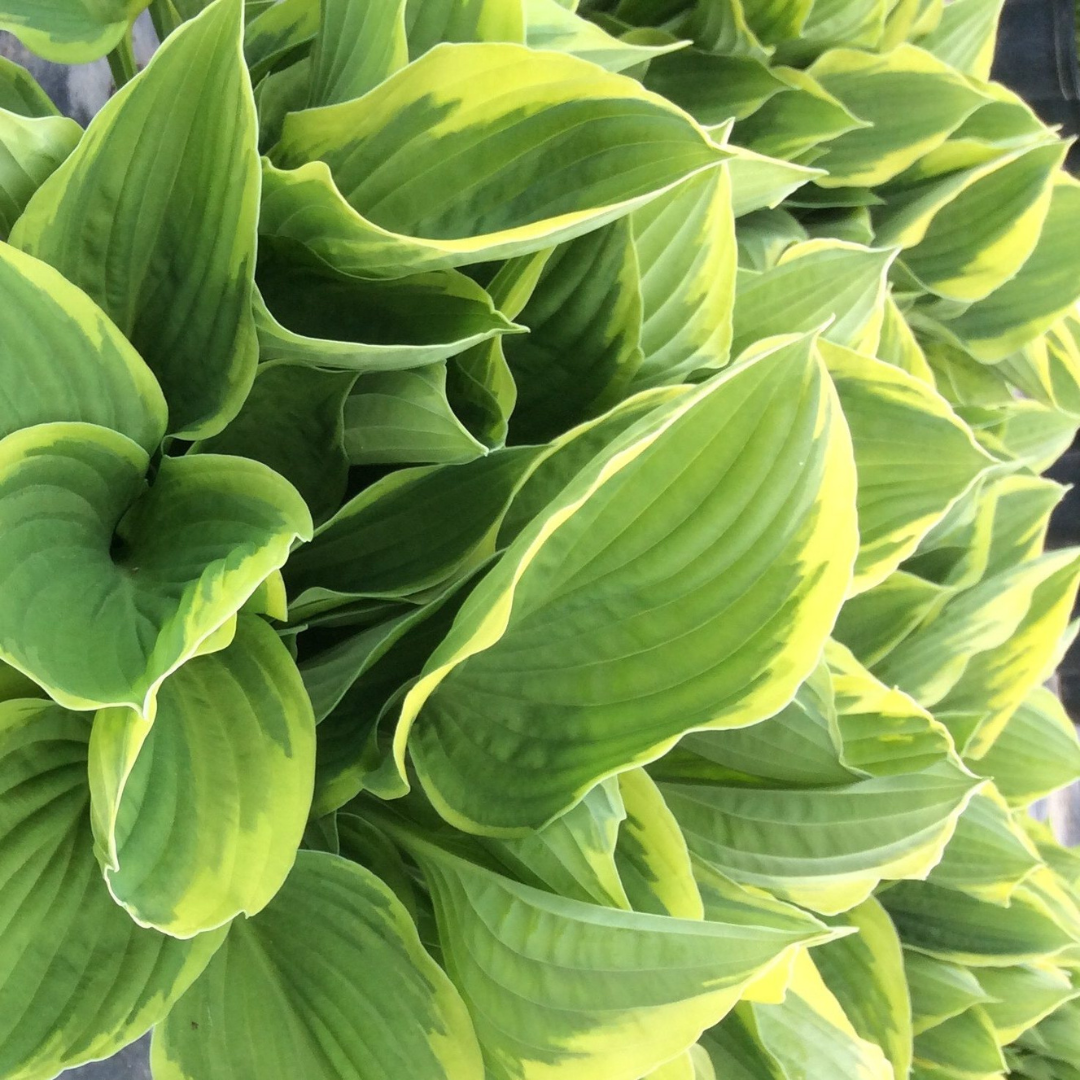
[[3, 0, 1080, 1078]]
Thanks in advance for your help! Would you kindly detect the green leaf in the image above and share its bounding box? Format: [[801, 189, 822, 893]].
[[194, 360, 356, 523], [971, 686, 1080, 808], [1016, 998, 1080, 1065], [883, 880, 1079, 966], [0, 109, 79, 239], [392, 830, 836, 1080], [731, 240, 894, 357], [821, 340, 991, 593], [935, 549, 1080, 755], [977, 964, 1080, 1044], [255, 261, 519, 371], [0, 56, 58, 117], [904, 950, 994, 1034], [871, 549, 1080, 713], [11, 0, 262, 438], [643, 49, 789, 124], [944, 176, 1080, 360], [151, 850, 485, 1080], [396, 333, 857, 833], [724, 142, 822, 216], [264, 42, 726, 278], [404, 0, 525, 57], [525, 0, 687, 70], [914, 0, 1003, 80], [814, 898, 913, 1080], [87, 616, 315, 937], [308, 0, 408, 106], [924, 789, 1042, 903], [243, 0, 319, 80], [0, 421, 311, 717], [656, 658, 857, 788], [806, 44, 988, 188], [343, 365, 486, 466], [890, 141, 1068, 303], [630, 166, 735, 389], [0, 242, 167, 452], [734, 65, 868, 161], [0, 0, 146, 62], [737, 949, 894, 1080], [615, 768, 704, 919], [833, 569, 951, 668], [914, 1005, 1005, 1078], [663, 757, 976, 915], [285, 447, 539, 613], [0, 700, 224, 1079], [482, 777, 632, 909], [680, 0, 771, 58], [505, 218, 642, 443], [775, 0, 885, 60]]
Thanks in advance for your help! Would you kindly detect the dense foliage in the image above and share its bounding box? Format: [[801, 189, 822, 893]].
[[1, 0, 1080, 1077]]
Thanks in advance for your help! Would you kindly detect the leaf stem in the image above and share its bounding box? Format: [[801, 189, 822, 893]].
[[106, 27, 138, 90]]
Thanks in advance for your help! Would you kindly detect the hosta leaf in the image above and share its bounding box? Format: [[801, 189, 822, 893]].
[[0, 109, 79, 239], [936, 549, 1080, 754], [0, 56, 58, 117], [972, 686, 1080, 807], [152, 850, 485, 1080], [0, 242, 167, 452], [243, 0, 319, 80], [11, 0, 261, 439], [285, 447, 539, 613], [735, 208, 807, 270], [944, 176, 1080, 359], [307, 0, 408, 106], [680, 0, 770, 58], [404, 0, 525, 57], [806, 44, 988, 188], [655, 658, 856, 789], [977, 964, 1080, 1044], [343, 365, 486, 466], [663, 758, 976, 915], [904, 950, 994, 1034], [872, 549, 1080, 712], [724, 142, 822, 216], [194, 360, 356, 523], [0, 700, 224, 1079], [254, 261, 518, 371], [915, 1005, 1004, 1078], [737, 949, 894, 1080], [0, 422, 311, 717], [308, 581, 475, 814], [883, 880, 1079, 966], [924, 789, 1042, 903], [828, 640, 957, 781], [878, 293, 935, 381], [914, 0, 1003, 80], [629, 166, 735, 389], [734, 66, 868, 162], [833, 570, 951, 668], [264, 43, 726, 278], [821, 341, 991, 592], [615, 768, 704, 919], [776, 0, 885, 60], [0, 0, 146, 62], [87, 616, 315, 937], [394, 830, 836, 1080], [396, 333, 857, 833], [505, 219, 642, 443], [483, 777, 631, 909], [525, 0, 687, 70], [891, 141, 1067, 303], [1016, 998, 1080, 1064], [731, 240, 894, 356], [642, 49, 789, 124], [814, 898, 913, 1080], [448, 250, 550, 450]]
